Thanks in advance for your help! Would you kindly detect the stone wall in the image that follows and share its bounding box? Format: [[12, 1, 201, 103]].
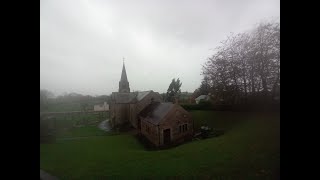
[[110, 103, 130, 127], [129, 104, 137, 128], [158, 105, 193, 146], [140, 119, 160, 146]]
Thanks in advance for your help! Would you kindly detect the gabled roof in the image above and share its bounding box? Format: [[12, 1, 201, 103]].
[[136, 91, 152, 101], [111, 92, 137, 104], [139, 102, 174, 125], [111, 90, 157, 104]]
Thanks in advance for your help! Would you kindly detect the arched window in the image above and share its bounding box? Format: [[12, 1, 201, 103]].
[[179, 124, 188, 133]]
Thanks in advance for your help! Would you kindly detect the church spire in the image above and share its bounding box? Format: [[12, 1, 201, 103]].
[[120, 58, 128, 82], [119, 58, 130, 93]]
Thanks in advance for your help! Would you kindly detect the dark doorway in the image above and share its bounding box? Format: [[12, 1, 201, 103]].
[[163, 129, 171, 145], [137, 117, 141, 130]]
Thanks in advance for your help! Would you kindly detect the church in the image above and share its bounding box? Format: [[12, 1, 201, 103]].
[[109, 61, 193, 147]]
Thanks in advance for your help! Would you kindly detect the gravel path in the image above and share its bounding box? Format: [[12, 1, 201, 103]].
[[98, 119, 111, 132], [40, 169, 59, 180]]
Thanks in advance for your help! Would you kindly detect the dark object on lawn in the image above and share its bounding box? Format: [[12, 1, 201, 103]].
[[40, 116, 56, 143], [195, 127, 225, 139], [200, 126, 211, 138]]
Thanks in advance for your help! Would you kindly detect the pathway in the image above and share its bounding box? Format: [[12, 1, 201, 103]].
[[98, 119, 111, 132], [40, 169, 59, 180]]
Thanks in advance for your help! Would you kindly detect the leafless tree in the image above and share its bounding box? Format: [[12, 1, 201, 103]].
[[201, 19, 280, 105]]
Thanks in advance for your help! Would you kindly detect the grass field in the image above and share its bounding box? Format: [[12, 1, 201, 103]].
[[40, 111, 280, 179], [56, 126, 112, 138], [44, 113, 109, 138], [44, 102, 82, 112]]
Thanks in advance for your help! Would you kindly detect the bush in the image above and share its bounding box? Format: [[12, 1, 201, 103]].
[[200, 126, 211, 138], [180, 102, 230, 111], [40, 117, 56, 143], [180, 102, 279, 112]]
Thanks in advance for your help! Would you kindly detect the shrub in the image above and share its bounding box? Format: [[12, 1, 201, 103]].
[[40, 117, 56, 143]]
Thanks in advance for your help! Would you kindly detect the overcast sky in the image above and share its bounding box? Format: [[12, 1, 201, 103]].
[[40, 0, 279, 96]]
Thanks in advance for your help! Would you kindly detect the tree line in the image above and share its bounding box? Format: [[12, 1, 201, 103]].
[[197, 19, 280, 105], [40, 90, 110, 112]]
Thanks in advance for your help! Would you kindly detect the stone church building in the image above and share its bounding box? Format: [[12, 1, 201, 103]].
[[110, 62, 193, 147]]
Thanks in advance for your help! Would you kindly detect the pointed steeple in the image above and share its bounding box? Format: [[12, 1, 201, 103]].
[[119, 58, 130, 93], [120, 60, 128, 82]]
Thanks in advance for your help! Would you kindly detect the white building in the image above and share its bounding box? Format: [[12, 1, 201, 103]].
[[195, 95, 211, 104], [94, 102, 109, 111]]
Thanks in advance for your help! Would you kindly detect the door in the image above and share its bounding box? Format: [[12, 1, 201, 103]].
[[163, 129, 171, 145], [137, 117, 141, 130]]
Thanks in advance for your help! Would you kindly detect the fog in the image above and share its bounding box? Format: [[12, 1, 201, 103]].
[[40, 0, 279, 96]]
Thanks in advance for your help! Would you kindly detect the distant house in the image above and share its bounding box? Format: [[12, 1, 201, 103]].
[[139, 101, 193, 147], [195, 95, 210, 104], [94, 102, 109, 111]]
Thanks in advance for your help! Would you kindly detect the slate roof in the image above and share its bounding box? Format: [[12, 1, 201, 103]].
[[139, 102, 174, 125], [111, 92, 138, 104], [111, 91, 155, 104], [120, 62, 128, 82], [136, 91, 152, 101]]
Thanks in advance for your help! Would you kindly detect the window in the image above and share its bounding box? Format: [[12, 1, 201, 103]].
[[179, 124, 188, 133]]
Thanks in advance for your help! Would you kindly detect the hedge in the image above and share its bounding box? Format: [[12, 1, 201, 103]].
[[180, 103, 279, 112]]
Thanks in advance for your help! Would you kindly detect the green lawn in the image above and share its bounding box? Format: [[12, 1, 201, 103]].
[[46, 113, 109, 138], [191, 110, 249, 131], [40, 111, 280, 179], [56, 126, 112, 138], [44, 102, 82, 112]]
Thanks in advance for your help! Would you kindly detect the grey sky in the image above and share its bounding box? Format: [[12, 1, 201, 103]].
[[40, 0, 279, 96]]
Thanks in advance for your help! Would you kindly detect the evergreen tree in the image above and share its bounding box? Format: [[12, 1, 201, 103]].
[[166, 78, 182, 102]]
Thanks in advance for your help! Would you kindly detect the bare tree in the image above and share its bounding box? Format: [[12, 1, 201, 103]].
[[201, 19, 280, 105]]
